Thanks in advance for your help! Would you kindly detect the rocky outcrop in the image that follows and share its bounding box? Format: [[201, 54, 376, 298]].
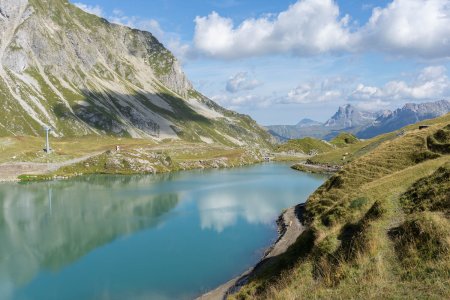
[[324, 104, 379, 129]]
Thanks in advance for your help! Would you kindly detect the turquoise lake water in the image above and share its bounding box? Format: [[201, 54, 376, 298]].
[[0, 163, 326, 300]]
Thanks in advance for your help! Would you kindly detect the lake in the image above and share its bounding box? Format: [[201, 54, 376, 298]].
[[0, 163, 326, 300]]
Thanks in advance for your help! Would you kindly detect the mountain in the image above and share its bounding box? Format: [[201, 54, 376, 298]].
[[324, 104, 379, 128], [267, 118, 325, 141], [358, 100, 450, 138], [267, 104, 379, 140], [268, 101, 450, 141], [296, 118, 322, 127], [0, 0, 272, 147]]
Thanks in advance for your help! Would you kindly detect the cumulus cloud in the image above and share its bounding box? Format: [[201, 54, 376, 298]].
[[283, 77, 349, 104], [278, 66, 450, 107], [358, 0, 450, 58], [73, 2, 103, 17], [350, 66, 450, 103], [226, 72, 262, 93], [193, 0, 450, 60], [194, 0, 351, 59]]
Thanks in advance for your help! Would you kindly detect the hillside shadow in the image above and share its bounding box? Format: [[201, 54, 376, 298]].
[[53, 89, 211, 138]]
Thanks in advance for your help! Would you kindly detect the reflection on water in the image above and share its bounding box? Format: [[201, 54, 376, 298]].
[[198, 189, 301, 232], [0, 176, 179, 299], [0, 163, 326, 300]]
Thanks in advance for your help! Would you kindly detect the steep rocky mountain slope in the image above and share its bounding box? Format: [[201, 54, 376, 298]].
[[323, 104, 379, 129], [267, 104, 381, 140], [0, 0, 272, 147], [268, 101, 450, 141]]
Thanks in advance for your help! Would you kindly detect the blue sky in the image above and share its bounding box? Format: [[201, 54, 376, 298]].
[[72, 0, 450, 125]]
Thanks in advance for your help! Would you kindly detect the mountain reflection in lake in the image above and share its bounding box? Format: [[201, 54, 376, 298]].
[[0, 163, 326, 300]]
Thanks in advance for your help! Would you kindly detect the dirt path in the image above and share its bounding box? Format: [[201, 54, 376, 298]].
[[0, 151, 103, 182], [198, 204, 306, 300]]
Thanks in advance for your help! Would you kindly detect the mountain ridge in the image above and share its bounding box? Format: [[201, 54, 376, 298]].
[[0, 0, 272, 147], [267, 100, 450, 141]]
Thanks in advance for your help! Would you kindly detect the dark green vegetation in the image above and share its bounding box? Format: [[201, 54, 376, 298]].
[[232, 114, 450, 299], [400, 162, 449, 214]]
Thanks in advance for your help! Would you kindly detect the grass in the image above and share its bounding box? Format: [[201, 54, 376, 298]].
[[276, 137, 334, 155], [0, 135, 156, 164], [232, 113, 450, 299], [330, 132, 359, 148], [50, 146, 263, 179], [400, 162, 450, 214], [0, 135, 265, 181]]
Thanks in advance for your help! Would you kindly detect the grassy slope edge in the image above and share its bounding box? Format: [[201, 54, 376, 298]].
[[232, 113, 450, 299]]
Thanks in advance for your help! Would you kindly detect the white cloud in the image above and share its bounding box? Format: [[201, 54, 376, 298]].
[[358, 0, 450, 58], [279, 66, 450, 107], [355, 99, 391, 111], [283, 77, 348, 104], [194, 0, 352, 59], [211, 94, 270, 110], [226, 72, 262, 93], [193, 0, 450, 60], [166, 38, 198, 63], [73, 2, 103, 17], [350, 66, 450, 103]]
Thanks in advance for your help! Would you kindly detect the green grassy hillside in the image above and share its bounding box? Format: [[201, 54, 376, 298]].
[[330, 132, 359, 148], [276, 137, 334, 155], [232, 114, 450, 299]]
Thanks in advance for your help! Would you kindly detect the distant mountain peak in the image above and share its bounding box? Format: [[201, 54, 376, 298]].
[[358, 100, 450, 138], [296, 118, 321, 127], [324, 104, 378, 129], [268, 100, 450, 141]]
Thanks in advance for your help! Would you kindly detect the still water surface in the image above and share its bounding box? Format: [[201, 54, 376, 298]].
[[0, 163, 326, 300]]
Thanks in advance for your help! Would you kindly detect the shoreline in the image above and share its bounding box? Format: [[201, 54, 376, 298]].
[[0, 151, 266, 183], [291, 162, 341, 174], [198, 203, 307, 300], [2, 155, 311, 299]]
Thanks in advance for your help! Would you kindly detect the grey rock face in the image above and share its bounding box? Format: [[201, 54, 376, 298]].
[[357, 100, 450, 138], [0, 0, 272, 147], [268, 101, 450, 141], [324, 104, 378, 129]]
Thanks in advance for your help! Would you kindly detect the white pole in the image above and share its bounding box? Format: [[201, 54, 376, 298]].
[[46, 129, 50, 153]]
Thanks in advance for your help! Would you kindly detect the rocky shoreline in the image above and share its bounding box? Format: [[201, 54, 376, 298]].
[[198, 203, 307, 300], [0, 149, 264, 183], [291, 162, 341, 174]]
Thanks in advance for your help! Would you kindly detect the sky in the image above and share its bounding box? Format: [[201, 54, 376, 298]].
[[71, 0, 450, 125]]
